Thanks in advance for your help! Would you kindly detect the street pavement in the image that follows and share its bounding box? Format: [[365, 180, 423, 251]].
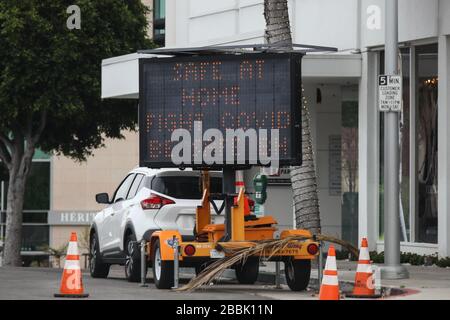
[[0, 266, 316, 300], [1, 261, 449, 300]]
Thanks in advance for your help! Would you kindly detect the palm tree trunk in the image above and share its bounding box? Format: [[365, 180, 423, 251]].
[[264, 0, 321, 234]]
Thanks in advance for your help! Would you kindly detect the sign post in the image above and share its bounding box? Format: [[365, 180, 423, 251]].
[[380, 0, 409, 279]]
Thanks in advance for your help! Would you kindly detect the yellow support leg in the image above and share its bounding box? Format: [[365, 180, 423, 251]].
[[231, 188, 245, 241], [196, 171, 211, 233], [196, 189, 211, 234]]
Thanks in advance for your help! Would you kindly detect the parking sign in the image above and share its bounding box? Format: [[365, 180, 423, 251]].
[[378, 75, 402, 112]]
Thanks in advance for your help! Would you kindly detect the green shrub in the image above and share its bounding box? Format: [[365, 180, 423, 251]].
[[369, 251, 384, 263], [436, 257, 450, 268], [329, 248, 450, 268]]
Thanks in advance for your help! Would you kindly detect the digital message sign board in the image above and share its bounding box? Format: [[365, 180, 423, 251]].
[[139, 53, 303, 168]]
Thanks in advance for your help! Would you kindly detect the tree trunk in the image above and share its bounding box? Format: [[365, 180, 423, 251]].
[[3, 169, 26, 266], [264, 0, 321, 234], [3, 141, 35, 266]]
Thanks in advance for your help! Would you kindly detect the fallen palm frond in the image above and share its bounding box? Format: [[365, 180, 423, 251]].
[[176, 234, 358, 292]]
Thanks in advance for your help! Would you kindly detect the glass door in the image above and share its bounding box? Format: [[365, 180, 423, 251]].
[[415, 44, 438, 244], [378, 43, 438, 244]]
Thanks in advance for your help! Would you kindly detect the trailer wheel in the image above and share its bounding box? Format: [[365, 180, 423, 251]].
[[195, 262, 208, 276], [152, 240, 174, 289], [284, 258, 311, 291], [235, 258, 259, 284]]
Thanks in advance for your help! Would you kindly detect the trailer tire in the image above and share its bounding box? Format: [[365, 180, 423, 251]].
[[195, 261, 213, 276], [284, 258, 311, 291], [152, 240, 174, 289], [235, 258, 259, 284]]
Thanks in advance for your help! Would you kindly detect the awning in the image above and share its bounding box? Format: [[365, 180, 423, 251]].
[[101, 50, 361, 99]]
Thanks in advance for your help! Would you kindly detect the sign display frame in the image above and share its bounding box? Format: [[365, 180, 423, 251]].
[[139, 52, 303, 169]]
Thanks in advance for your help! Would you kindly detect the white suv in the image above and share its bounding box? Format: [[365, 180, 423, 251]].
[[89, 167, 224, 282]]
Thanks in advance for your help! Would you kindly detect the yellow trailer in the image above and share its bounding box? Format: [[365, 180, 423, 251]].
[[146, 181, 319, 291]]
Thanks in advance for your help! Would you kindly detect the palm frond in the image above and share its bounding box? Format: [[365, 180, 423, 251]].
[[176, 234, 358, 292]]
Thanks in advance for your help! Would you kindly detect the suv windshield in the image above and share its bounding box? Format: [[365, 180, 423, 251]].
[[151, 176, 222, 199]]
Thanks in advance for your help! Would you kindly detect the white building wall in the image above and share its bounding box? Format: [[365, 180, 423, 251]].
[[290, 0, 358, 51], [360, 0, 440, 48], [358, 51, 379, 251], [437, 35, 450, 257], [310, 84, 343, 239], [167, 0, 446, 51], [166, 0, 265, 47], [439, 0, 450, 35], [166, 0, 359, 50]]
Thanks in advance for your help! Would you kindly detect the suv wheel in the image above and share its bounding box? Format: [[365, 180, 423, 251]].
[[89, 232, 110, 278], [124, 234, 143, 282], [152, 240, 174, 289]]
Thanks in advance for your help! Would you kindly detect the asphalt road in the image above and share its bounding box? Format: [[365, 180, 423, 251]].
[[0, 266, 317, 300]]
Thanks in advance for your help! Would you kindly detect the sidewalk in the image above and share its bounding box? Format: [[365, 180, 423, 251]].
[[248, 260, 450, 299]]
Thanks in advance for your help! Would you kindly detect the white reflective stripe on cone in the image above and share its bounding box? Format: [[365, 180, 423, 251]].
[[356, 263, 373, 273], [235, 170, 244, 193], [63, 259, 81, 270], [321, 275, 339, 286], [324, 256, 337, 271], [359, 248, 370, 260], [67, 241, 79, 255]]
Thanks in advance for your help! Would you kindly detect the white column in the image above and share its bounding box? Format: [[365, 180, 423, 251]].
[[358, 51, 379, 250], [438, 35, 450, 258]]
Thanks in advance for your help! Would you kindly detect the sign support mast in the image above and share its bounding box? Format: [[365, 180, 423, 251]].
[[381, 0, 409, 279]]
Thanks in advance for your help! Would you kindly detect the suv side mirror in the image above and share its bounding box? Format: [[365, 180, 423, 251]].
[[95, 193, 110, 204]]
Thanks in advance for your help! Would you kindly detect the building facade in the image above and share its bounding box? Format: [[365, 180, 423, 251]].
[[102, 0, 450, 257], [2, 0, 450, 268]]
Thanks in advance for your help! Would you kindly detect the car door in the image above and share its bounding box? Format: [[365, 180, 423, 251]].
[[102, 173, 135, 253], [110, 173, 145, 250]]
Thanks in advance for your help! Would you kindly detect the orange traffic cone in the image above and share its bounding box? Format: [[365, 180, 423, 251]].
[[346, 237, 381, 298], [54, 232, 89, 298], [319, 245, 340, 300]]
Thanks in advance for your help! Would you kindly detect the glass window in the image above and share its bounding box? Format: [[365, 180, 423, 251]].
[[154, 0, 165, 19], [1, 161, 50, 211], [21, 225, 49, 252], [0, 161, 50, 253], [24, 162, 50, 210], [341, 94, 359, 247], [127, 174, 144, 199], [23, 211, 47, 223], [33, 149, 51, 160], [152, 176, 222, 199], [416, 44, 438, 243], [400, 49, 411, 242], [153, 0, 166, 46], [113, 174, 136, 203]]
